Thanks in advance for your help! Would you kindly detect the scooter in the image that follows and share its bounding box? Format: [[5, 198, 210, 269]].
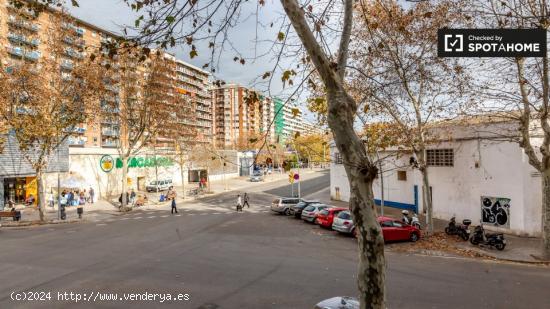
[[469, 223, 506, 251], [445, 216, 471, 241], [402, 210, 421, 229], [410, 213, 422, 230]]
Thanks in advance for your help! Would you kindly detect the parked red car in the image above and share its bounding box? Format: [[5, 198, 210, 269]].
[[315, 207, 347, 228], [378, 216, 421, 242]]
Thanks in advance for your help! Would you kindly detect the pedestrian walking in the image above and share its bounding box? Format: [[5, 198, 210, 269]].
[[89, 187, 95, 204], [171, 197, 178, 214], [243, 193, 250, 208], [130, 189, 136, 205], [236, 194, 243, 212]]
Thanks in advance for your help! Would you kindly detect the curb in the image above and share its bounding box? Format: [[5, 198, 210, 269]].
[[404, 248, 550, 266], [1, 219, 83, 228]]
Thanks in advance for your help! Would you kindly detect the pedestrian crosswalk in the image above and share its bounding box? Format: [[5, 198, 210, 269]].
[[89, 209, 271, 227]]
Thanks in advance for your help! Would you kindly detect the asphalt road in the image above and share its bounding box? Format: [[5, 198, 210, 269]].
[[0, 171, 549, 309]]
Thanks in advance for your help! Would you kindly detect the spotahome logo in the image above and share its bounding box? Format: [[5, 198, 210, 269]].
[[438, 29, 546, 57]]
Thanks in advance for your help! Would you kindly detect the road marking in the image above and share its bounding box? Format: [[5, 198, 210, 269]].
[[161, 215, 169, 218], [189, 214, 196, 216], [147, 216, 156, 219], [120, 217, 129, 220], [175, 214, 182, 217], [212, 212, 221, 215], [133, 217, 143, 219], [199, 213, 208, 215], [96, 223, 107, 226]]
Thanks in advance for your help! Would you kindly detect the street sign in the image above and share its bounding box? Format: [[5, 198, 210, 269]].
[[294, 173, 299, 180]]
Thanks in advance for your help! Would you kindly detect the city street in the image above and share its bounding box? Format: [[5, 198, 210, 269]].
[[0, 171, 549, 309]]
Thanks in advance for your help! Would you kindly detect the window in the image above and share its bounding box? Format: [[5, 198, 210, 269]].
[[426, 149, 454, 166], [392, 221, 403, 228], [381, 221, 393, 227], [335, 152, 343, 164], [338, 211, 351, 220], [397, 171, 407, 181]]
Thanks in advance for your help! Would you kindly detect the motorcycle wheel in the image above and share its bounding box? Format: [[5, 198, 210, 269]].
[[444, 227, 451, 235], [495, 243, 506, 251], [460, 231, 469, 241], [470, 237, 479, 245]]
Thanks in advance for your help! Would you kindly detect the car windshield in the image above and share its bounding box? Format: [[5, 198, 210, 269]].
[[338, 211, 351, 220], [304, 205, 315, 212], [149, 181, 157, 185], [316, 205, 328, 210], [318, 209, 329, 216]]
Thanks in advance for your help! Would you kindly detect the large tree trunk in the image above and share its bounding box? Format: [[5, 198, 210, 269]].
[[36, 169, 45, 221], [328, 92, 385, 309], [542, 171, 550, 259], [416, 151, 434, 233]]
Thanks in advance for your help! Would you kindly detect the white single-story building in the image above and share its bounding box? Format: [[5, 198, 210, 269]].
[[330, 119, 543, 237], [40, 147, 242, 200]]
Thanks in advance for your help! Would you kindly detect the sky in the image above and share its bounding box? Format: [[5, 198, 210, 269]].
[[67, 0, 317, 122]]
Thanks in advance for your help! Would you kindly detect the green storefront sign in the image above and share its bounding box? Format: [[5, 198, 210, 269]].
[[100, 155, 173, 173]]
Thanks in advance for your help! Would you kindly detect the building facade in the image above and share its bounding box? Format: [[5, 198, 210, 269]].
[[212, 84, 275, 149], [0, 1, 217, 201], [330, 120, 543, 237]]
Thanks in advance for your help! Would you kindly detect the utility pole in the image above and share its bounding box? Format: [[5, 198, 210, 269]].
[[377, 151, 384, 216], [57, 140, 61, 220]]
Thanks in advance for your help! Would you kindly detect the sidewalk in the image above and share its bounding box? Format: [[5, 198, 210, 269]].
[[1, 168, 325, 226], [304, 187, 548, 264]]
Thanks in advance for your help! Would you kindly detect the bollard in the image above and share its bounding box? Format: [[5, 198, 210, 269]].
[[77, 207, 83, 219]]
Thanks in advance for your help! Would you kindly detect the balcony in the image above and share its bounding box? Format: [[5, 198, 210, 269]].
[[63, 36, 85, 47], [8, 33, 40, 46], [7, 15, 40, 32], [101, 129, 120, 137], [104, 84, 120, 93], [101, 139, 118, 148], [62, 23, 85, 36], [67, 136, 87, 147], [65, 48, 84, 59], [7, 46, 41, 61], [60, 59, 74, 71]]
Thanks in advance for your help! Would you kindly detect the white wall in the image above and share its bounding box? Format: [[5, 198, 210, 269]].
[[329, 135, 543, 236]]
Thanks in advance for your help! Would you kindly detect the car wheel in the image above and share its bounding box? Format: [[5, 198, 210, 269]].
[[410, 232, 419, 242], [283, 208, 291, 216], [495, 243, 506, 251]]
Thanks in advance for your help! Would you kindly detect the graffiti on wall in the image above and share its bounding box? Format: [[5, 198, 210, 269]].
[[481, 196, 510, 228]]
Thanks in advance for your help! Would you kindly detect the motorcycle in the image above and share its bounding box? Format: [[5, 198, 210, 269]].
[[444, 216, 471, 241], [469, 224, 506, 251]]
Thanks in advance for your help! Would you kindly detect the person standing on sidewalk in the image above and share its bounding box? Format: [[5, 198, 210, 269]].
[[171, 196, 178, 214], [236, 194, 243, 212], [89, 187, 95, 204], [243, 193, 250, 208]]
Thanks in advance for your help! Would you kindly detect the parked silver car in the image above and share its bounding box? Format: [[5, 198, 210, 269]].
[[249, 172, 264, 182], [271, 197, 302, 215], [314, 296, 359, 309], [332, 210, 355, 234], [301, 204, 329, 223]]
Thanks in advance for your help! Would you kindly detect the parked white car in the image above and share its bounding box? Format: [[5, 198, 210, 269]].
[[146, 179, 173, 192]]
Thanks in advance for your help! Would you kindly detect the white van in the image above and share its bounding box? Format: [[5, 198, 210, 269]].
[[146, 179, 173, 192]]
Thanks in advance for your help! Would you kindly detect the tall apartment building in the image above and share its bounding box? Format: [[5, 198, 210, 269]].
[[162, 53, 213, 145], [273, 97, 323, 144], [0, 0, 214, 203], [212, 84, 275, 149]]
